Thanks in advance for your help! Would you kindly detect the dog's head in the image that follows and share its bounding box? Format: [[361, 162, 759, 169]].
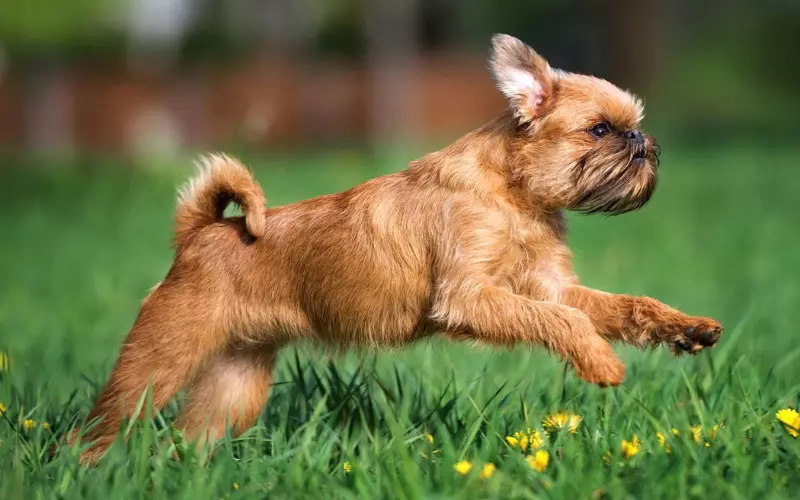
[[489, 34, 659, 215]]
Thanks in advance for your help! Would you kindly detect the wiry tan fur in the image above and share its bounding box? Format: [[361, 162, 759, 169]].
[[69, 34, 723, 465], [174, 154, 267, 248]]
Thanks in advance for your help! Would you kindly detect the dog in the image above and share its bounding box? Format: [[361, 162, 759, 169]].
[[72, 34, 723, 464]]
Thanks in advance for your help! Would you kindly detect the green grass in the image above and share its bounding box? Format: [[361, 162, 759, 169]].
[[1, 144, 799, 499]]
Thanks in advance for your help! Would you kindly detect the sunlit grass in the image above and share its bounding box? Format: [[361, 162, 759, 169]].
[[1, 145, 799, 498]]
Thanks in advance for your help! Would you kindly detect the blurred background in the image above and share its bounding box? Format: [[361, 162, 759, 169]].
[[0, 0, 799, 387], [0, 0, 797, 159]]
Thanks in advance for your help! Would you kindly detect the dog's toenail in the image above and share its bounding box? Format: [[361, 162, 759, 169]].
[[675, 339, 693, 351]]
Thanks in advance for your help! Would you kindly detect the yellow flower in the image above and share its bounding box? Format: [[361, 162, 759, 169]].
[[0, 352, 8, 372], [621, 435, 640, 459], [777, 408, 800, 438], [454, 460, 473, 475], [233, 483, 239, 490], [42, 422, 50, 430], [690, 425, 702, 444], [480, 463, 496, 479], [426, 434, 434, 444], [528, 430, 544, 449], [542, 412, 582, 434], [520, 434, 529, 451], [343, 462, 352, 473], [23, 419, 37, 430], [527, 450, 549, 472], [686, 424, 721, 447], [0, 402, 5, 414], [672, 428, 680, 437], [506, 429, 544, 452], [656, 432, 671, 454]]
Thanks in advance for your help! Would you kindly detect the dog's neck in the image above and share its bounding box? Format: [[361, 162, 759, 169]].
[[408, 111, 557, 219]]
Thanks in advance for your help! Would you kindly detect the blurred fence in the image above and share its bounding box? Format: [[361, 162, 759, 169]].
[[0, 54, 505, 155], [0, 0, 797, 158]]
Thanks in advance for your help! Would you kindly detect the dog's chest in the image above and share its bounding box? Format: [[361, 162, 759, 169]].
[[498, 221, 575, 302]]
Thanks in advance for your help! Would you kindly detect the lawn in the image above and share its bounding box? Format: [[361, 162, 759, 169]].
[[1, 144, 799, 499]]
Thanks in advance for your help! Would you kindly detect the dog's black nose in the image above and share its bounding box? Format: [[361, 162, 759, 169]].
[[623, 129, 644, 144]]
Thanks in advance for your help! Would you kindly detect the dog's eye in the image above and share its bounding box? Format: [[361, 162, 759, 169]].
[[589, 122, 611, 138]]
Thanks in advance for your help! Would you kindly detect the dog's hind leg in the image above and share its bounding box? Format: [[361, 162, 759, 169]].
[[75, 275, 231, 465], [173, 345, 277, 453]]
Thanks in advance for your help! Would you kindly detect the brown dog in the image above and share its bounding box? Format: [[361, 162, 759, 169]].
[[74, 34, 723, 464]]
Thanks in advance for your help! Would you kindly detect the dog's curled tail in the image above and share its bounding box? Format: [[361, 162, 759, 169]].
[[173, 153, 267, 249]]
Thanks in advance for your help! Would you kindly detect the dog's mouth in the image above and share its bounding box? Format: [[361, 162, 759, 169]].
[[632, 137, 659, 164], [569, 141, 659, 215]]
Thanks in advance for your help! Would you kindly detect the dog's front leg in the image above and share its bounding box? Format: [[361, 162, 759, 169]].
[[435, 284, 626, 386], [560, 286, 723, 355]]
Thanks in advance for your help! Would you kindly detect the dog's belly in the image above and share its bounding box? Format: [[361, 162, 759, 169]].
[[258, 177, 436, 347], [297, 260, 433, 347], [309, 298, 434, 347], [298, 249, 433, 346]]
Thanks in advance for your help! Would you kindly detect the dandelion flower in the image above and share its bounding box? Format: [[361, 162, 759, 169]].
[[776, 408, 800, 438], [690, 425, 702, 444], [527, 450, 549, 472], [343, 462, 352, 473], [527, 430, 544, 449], [23, 419, 37, 431], [506, 429, 544, 452], [621, 435, 640, 459], [776, 409, 799, 427], [43, 422, 50, 430], [233, 483, 239, 490], [510, 430, 529, 451], [454, 460, 472, 475], [480, 463, 496, 479], [687, 424, 721, 447], [520, 433, 529, 451], [0, 352, 7, 372], [426, 434, 434, 444], [542, 412, 582, 434], [656, 432, 671, 454], [671, 428, 680, 437]]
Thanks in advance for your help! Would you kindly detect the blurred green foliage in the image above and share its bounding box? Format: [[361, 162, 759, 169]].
[[0, 0, 115, 56], [0, 1, 796, 134]]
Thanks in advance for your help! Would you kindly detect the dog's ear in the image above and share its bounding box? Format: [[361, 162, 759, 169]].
[[489, 34, 554, 123]]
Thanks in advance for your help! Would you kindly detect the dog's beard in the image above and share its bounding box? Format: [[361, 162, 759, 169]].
[[569, 141, 659, 215]]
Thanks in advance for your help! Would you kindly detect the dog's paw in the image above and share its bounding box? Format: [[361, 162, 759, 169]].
[[667, 317, 723, 355], [574, 354, 626, 387]]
